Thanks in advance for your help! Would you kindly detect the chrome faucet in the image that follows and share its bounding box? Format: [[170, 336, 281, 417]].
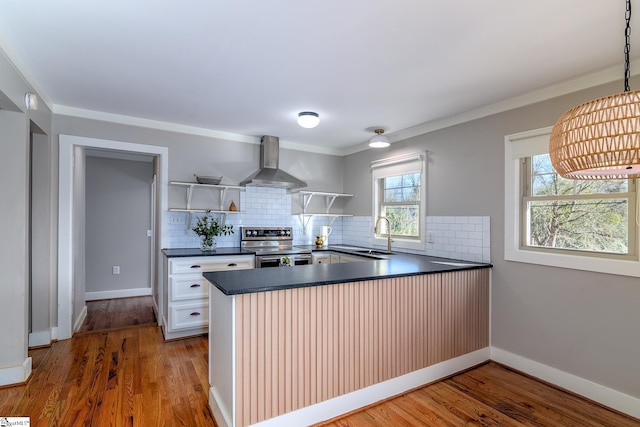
[[374, 216, 392, 253]]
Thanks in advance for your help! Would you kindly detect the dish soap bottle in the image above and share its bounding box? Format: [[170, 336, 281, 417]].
[[229, 200, 237, 211]]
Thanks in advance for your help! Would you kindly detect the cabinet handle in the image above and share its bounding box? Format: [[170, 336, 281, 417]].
[[190, 265, 201, 269], [227, 263, 238, 267], [190, 284, 201, 288], [190, 312, 201, 316]]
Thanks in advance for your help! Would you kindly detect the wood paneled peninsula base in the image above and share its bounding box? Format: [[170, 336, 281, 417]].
[[204, 256, 491, 427]]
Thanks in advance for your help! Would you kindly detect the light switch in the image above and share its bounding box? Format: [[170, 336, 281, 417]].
[[112, 266, 120, 275]]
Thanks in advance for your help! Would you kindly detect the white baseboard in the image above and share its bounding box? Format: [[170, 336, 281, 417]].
[[209, 387, 232, 427], [250, 347, 490, 427], [85, 287, 152, 301], [28, 330, 52, 347], [152, 299, 162, 326], [0, 357, 32, 387], [73, 305, 87, 333], [491, 347, 640, 420]]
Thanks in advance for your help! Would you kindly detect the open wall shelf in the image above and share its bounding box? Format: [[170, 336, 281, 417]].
[[169, 181, 245, 213], [294, 190, 353, 230]]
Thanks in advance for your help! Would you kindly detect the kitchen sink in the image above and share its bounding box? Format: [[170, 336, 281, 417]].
[[354, 250, 392, 256], [330, 245, 370, 251], [430, 261, 478, 267]]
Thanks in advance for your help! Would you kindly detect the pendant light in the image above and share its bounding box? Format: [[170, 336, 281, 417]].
[[297, 111, 320, 128], [369, 128, 390, 148], [549, 0, 640, 180]]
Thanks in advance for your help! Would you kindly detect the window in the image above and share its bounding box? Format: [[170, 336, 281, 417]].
[[505, 127, 640, 277], [522, 154, 635, 257], [372, 153, 426, 250]]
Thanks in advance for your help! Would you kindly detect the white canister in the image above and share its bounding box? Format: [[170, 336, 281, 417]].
[[321, 226, 332, 246]]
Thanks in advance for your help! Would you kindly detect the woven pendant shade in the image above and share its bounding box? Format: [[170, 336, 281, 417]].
[[549, 89, 640, 180]]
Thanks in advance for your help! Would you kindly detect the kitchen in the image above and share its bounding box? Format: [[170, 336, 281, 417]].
[[1, 1, 640, 426]]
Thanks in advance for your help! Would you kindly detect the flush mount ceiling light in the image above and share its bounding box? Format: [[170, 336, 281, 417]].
[[297, 111, 320, 128], [549, 0, 640, 180], [24, 92, 38, 111], [369, 128, 390, 148]]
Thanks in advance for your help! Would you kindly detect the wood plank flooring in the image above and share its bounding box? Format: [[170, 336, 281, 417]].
[[318, 362, 640, 427], [1, 325, 638, 426], [0, 324, 214, 426], [78, 296, 156, 333]]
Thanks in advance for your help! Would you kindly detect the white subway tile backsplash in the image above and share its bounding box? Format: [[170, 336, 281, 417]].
[[165, 188, 491, 263]]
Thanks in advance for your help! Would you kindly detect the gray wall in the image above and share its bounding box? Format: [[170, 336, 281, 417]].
[[0, 110, 29, 369], [0, 47, 53, 381], [53, 116, 346, 207], [85, 155, 153, 294], [344, 78, 640, 399]]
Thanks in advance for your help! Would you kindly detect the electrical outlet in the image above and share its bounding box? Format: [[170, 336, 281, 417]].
[[427, 231, 435, 243], [112, 266, 120, 275], [147, 229, 152, 237]]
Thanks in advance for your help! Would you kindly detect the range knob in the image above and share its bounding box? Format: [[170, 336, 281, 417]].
[[245, 230, 252, 237], [252, 230, 258, 236], [285, 230, 291, 236]]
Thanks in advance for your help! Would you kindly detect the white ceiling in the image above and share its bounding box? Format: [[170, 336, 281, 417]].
[[0, 1, 636, 154]]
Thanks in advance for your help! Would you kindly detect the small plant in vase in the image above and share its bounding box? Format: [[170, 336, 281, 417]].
[[192, 210, 234, 251]]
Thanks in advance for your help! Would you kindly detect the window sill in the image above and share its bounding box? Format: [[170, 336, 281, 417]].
[[504, 246, 640, 278]]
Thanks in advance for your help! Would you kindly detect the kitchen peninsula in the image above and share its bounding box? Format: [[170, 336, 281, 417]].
[[204, 252, 492, 427]]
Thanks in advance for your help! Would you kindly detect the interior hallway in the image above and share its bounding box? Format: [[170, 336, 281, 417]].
[[77, 296, 156, 333]]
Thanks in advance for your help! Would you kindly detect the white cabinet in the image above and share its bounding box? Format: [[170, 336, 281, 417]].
[[312, 252, 332, 264], [333, 253, 369, 263], [163, 255, 254, 340]]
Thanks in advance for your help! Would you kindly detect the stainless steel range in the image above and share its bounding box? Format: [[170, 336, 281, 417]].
[[241, 226, 312, 268]]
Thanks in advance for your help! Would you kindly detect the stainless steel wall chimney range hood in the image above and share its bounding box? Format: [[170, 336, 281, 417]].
[[240, 135, 307, 189]]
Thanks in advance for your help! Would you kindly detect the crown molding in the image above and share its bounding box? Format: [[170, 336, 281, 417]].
[[344, 58, 640, 156], [3, 32, 637, 158], [0, 34, 53, 110], [53, 105, 344, 156]]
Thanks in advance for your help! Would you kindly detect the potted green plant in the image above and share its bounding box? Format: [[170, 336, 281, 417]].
[[192, 210, 234, 251]]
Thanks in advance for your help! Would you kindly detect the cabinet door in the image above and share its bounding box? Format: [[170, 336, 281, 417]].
[[312, 254, 331, 264], [169, 302, 209, 330], [170, 255, 254, 274], [337, 254, 368, 263], [170, 275, 209, 301]]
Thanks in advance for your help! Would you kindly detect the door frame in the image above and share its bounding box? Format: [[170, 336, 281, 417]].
[[58, 134, 168, 340]]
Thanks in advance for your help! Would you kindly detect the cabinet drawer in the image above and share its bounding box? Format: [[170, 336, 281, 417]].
[[169, 302, 209, 331], [170, 275, 208, 302], [170, 256, 254, 274]]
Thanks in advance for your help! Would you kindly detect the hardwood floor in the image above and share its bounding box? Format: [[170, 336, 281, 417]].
[[318, 362, 640, 427], [77, 296, 156, 333], [1, 327, 638, 426], [0, 324, 214, 426]]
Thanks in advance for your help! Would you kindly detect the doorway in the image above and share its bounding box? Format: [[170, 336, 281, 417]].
[[58, 135, 168, 340]]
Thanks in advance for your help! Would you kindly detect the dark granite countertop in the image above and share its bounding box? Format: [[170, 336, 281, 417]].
[[162, 247, 253, 257], [204, 249, 492, 296]]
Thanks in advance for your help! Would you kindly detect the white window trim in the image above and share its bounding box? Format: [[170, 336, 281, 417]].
[[371, 152, 427, 251], [504, 127, 640, 278]]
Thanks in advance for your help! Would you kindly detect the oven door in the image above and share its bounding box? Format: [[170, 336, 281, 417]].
[[256, 256, 282, 268], [293, 254, 312, 266], [256, 254, 312, 268]]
